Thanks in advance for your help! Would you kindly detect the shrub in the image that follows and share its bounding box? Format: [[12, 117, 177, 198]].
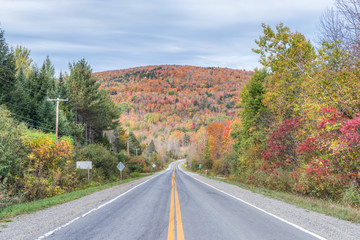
[[72, 144, 118, 180], [213, 151, 236, 175], [342, 184, 360, 207], [298, 159, 343, 199], [262, 118, 301, 168], [0, 108, 28, 182], [130, 172, 141, 178], [127, 157, 146, 173], [19, 131, 76, 201]]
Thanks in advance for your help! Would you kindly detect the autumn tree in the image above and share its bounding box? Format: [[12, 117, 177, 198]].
[[14, 45, 33, 77]]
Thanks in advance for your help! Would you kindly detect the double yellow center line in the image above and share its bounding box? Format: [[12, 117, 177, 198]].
[[167, 168, 185, 240]]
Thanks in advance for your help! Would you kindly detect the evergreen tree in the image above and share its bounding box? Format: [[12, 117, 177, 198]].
[[66, 58, 119, 143], [145, 140, 157, 157], [0, 28, 17, 104], [128, 132, 142, 155]]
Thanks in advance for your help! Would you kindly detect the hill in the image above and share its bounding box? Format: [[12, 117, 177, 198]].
[[94, 65, 252, 160]]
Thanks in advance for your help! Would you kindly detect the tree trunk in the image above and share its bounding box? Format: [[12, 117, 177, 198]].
[[85, 122, 88, 144]]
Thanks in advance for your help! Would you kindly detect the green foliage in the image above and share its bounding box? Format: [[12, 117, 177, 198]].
[[342, 184, 360, 207], [203, 139, 212, 169], [0, 29, 17, 105], [213, 151, 236, 175], [0, 107, 28, 180], [127, 132, 142, 155], [67, 59, 120, 143], [145, 140, 157, 157], [19, 131, 76, 200], [230, 23, 360, 207], [14, 45, 33, 77], [234, 69, 268, 153], [72, 144, 118, 180], [130, 172, 141, 178]]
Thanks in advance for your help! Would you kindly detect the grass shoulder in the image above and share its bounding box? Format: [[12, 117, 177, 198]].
[[183, 166, 360, 224], [0, 174, 151, 221]]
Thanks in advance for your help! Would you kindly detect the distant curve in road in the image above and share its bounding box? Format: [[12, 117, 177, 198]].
[[36, 161, 324, 240]]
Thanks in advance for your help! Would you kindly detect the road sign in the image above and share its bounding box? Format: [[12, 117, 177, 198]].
[[199, 164, 201, 169], [76, 161, 92, 169], [117, 162, 125, 171], [76, 161, 92, 182], [117, 162, 125, 182], [152, 164, 156, 168]]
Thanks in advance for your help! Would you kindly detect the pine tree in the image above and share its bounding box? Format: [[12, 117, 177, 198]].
[[128, 132, 142, 155], [145, 140, 157, 156], [66, 58, 119, 143], [0, 28, 17, 104]]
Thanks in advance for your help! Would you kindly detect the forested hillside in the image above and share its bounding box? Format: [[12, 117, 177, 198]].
[[94, 65, 252, 164], [1, 0, 359, 216]]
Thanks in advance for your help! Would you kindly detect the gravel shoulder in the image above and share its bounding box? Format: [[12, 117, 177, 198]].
[[0, 174, 160, 240], [182, 169, 360, 240]]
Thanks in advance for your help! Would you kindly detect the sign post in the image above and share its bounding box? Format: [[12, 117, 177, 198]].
[[152, 164, 156, 172], [199, 163, 202, 169], [117, 162, 125, 182], [76, 161, 92, 183]]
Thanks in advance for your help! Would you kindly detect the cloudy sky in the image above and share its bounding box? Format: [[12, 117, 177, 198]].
[[0, 0, 334, 75]]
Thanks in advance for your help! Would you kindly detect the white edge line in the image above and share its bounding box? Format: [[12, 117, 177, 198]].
[[35, 171, 167, 240], [178, 165, 327, 240]]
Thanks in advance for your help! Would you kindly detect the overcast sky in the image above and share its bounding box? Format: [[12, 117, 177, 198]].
[[0, 0, 335, 75]]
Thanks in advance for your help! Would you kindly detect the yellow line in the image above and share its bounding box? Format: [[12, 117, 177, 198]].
[[175, 180, 185, 240], [167, 168, 185, 240]]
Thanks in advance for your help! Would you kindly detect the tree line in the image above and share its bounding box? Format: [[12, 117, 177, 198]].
[[0, 26, 160, 207], [189, 0, 360, 207]]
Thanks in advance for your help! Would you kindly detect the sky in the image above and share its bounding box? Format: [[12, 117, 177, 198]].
[[0, 0, 335, 75]]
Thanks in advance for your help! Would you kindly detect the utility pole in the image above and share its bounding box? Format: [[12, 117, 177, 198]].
[[127, 140, 130, 156], [47, 97, 68, 138]]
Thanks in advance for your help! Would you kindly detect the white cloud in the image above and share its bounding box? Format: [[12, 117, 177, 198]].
[[0, 0, 335, 74]]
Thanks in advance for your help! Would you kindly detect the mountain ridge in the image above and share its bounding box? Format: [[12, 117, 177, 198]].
[[94, 64, 252, 158]]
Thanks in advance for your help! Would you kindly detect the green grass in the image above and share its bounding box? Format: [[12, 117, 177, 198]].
[[0, 174, 150, 221], [183, 166, 360, 224]]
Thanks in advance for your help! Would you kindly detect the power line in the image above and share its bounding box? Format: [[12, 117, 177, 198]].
[[0, 75, 57, 100], [13, 120, 56, 132], [0, 61, 57, 91], [0, 101, 34, 112], [0, 106, 56, 132]]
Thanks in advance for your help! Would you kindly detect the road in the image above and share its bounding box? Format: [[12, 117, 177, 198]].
[[36, 161, 323, 240]]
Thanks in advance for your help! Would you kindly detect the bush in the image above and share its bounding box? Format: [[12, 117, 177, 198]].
[[19, 131, 76, 201], [297, 159, 343, 199], [73, 144, 118, 180], [127, 157, 146, 173], [130, 172, 141, 178], [190, 159, 200, 171], [213, 151, 236, 176], [0, 108, 28, 182], [342, 184, 360, 207]]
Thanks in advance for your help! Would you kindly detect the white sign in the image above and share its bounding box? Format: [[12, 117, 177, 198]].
[[152, 164, 156, 168], [76, 161, 92, 169], [117, 162, 125, 171]]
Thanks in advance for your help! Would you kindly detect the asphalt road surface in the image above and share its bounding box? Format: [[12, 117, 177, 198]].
[[36, 161, 323, 240]]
